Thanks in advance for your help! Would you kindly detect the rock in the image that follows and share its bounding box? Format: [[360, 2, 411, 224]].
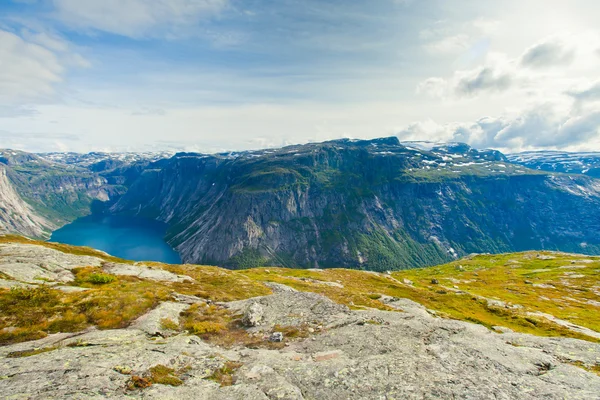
[[129, 302, 188, 337], [431, 279, 439, 284], [171, 292, 207, 304], [245, 365, 275, 380], [227, 291, 352, 331], [0, 243, 103, 283], [242, 303, 264, 327], [312, 350, 343, 362], [264, 282, 298, 293], [269, 332, 284, 342], [102, 263, 191, 283], [1, 290, 600, 399], [402, 278, 414, 285]]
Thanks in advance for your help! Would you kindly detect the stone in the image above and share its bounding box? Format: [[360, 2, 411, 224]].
[[313, 350, 343, 362], [242, 303, 264, 327], [269, 332, 284, 342]]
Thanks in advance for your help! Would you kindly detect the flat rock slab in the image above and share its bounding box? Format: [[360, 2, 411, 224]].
[[102, 263, 192, 283], [1, 294, 600, 399], [227, 290, 353, 331], [0, 243, 103, 283], [130, 302, 189, 337]]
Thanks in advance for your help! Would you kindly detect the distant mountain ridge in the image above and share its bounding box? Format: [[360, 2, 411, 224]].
[[507, 151, 600, 178], [1, 139, 600, 270]]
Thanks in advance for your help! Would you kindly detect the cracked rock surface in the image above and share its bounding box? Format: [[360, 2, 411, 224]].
[[1, 290, 599, 399]]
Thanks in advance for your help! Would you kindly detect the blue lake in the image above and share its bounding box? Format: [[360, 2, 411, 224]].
[[50, 215, 181, 264]]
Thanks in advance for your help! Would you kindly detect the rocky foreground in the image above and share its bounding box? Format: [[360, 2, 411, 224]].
[[0, 239, 599, 399]]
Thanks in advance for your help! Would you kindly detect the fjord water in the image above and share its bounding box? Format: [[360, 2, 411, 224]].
[[50, 215, 181, 264]]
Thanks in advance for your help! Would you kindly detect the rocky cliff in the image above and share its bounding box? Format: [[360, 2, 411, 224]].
[[2, 140, 600, 270], [0, 150, 151, 239], [109, 138, 600, 270]]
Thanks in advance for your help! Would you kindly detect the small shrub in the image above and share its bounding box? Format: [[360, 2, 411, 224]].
[[7, 286, 58, 306], [208, 361, 243, 387], [186, 321, 225, 335], [87, 273, 116, 285], [126, 376, 152, 390], [149, 365, 183, 386], [6, 346, 58, 358], [48, 310, 87, 333], [159, 318, 179, 331]]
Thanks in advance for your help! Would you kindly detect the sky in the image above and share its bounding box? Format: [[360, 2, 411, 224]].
[[0, 0, 599, 154]]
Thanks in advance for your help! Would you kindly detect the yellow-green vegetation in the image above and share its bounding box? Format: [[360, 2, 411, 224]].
[[0, 236, 270, 345], [0, 267, 172, 345], [148, 364, 184, 386], [1, 235, 599, 346], [126, 364, 188, 390], [393, 252, 600, 340], [179, 303, 305, 349], [207, 361, 243, 387], [180, 303, 261, 348], [568, 361, 600, 376], [6, 345, 59, 358], [87, 273, 117, 285], [240, 251, 600, 343], [159, 318, 180, 331], [160, 264, 271, 301]]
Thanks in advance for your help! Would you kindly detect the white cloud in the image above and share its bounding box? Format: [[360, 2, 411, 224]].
[[416, 77, 448, 98], [0, 28, 89, 106], [520, 37, 575, 69], [455, 67, 512, 97], [0, 30, 63, 105], [425, 34, 470, 55], [566, 81, 600, 104], [417, 32, 600, 101], [52, 0, 228, 38], [398, 100, 600, 152]]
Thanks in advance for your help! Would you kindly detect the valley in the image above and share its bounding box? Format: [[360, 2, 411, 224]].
[[2, 138, 600, 271]]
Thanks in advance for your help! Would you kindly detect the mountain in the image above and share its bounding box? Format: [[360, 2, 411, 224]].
[[508, 151, 600, 178], [110, 138, 600, 269], [0, 238, 599, 398], [2, 139, 600, 270], [0, 149, 172, 239]]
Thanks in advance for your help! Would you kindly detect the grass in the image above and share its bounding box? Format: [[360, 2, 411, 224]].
[[207, 361, 243, 387], [240, 251, 600, 343], [159, 318, 179, 331], [568, 361, 600, 376], [0, 271, 171, 345], [0, 236, 599, 346], [6, 345, 59, 358], [125, 364, 188, 390], [87, 273, 117, 285]]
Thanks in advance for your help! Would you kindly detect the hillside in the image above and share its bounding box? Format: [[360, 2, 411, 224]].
[[2, 139, 600, 270], [110, 138, 600, 269], [0, 237, 599, 398]]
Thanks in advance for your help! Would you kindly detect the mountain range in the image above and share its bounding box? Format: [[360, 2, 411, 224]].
[[1, 138, 600, 270]]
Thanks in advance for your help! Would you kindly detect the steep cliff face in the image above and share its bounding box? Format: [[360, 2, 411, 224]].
[[3, 141, 600, 270], [0, 150, 114, 238], [0, 166, 53, 237], [110, 138, 600, 270]]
